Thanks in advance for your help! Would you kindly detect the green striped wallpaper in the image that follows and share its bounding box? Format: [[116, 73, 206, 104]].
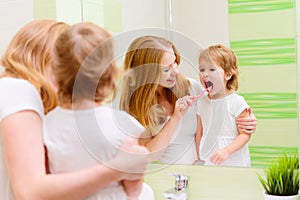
[[228, 0, 298, 168], [229, 0, 294, 13]]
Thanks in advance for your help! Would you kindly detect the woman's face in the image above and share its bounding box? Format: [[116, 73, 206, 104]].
[[159, 51, 178, 88]]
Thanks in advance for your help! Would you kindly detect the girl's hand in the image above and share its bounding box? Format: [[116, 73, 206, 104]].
[[192, 159, 206, 165], [209, 148, 230, 165]]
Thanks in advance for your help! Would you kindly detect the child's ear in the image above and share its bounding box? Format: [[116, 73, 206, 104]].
[[44, 66, 58, 92], [225, 72, 232, 80]]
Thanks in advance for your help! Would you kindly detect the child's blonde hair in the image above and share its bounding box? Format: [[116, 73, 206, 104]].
[[199, 44, 239, 91], [52, 22, 117, 105]]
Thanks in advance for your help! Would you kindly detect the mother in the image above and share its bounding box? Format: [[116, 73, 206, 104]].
[[0, 19, 149, 200]]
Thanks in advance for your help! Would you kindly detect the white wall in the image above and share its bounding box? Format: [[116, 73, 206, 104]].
[[56, 0, 82, 24], [172, 0, 229, 48], [0, 0, 34, 56], [170, 0, 229, 79], [121, 0, 168, 31], [119, 0, 229, 79]]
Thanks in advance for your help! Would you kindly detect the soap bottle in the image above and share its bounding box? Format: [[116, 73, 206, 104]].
[[163, 173, 190, 200]]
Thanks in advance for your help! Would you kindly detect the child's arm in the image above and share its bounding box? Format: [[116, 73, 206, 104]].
[[209, 108, 251, 165], [193, 115, 203, 164], [122, 179, 143, 200]]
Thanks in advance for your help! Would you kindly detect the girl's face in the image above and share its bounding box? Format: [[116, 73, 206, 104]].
[[199, 58, 230, 99], [159, 51, 178, 88]]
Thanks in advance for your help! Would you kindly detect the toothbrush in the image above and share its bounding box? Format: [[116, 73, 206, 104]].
[[194, 88, 208, 100], [194, 81, 213, 100]]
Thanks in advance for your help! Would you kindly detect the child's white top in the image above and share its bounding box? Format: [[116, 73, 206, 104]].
[[197, 92, 251, 167], [0, 77, 44, 200], [44, 106, 145, 200]]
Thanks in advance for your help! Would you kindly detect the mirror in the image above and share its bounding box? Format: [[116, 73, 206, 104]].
[[35, 0, 299, 168]]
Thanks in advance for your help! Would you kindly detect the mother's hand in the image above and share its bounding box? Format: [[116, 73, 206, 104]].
[[174, 96, 195, 117], [108, 138, 150, 181], [236, 112, 257, 134]]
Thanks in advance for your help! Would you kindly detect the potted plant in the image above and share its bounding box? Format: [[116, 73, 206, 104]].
[[257, 153, 299, 200]]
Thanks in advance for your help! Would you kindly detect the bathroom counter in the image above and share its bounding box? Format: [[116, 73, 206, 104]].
[[144, 163, 265, 200]]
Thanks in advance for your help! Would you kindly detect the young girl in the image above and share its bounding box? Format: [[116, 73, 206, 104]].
[[197, 44, 251, 167], [45, 22, 153, 199]]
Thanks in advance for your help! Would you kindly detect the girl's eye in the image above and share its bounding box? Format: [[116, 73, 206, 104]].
[[199, 69, 205, 72], [163, 68, 170, 72], [210, 68, 216, 72]]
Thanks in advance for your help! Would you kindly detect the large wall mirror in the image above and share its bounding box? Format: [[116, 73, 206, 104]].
[[35, 0, 299, 168]]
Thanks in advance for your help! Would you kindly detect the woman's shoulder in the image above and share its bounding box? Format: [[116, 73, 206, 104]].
[[0, 77, 39, 97], [0, 77, 32, 86], [0, 77, 44, 119], [0, 77, 38, 94]]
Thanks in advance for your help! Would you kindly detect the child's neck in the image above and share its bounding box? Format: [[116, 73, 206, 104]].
[[208, 89, 233, 100], [61, 99, 102, 110]]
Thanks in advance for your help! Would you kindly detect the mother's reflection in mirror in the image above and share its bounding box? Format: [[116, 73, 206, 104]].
[[119, 35, 257, 165]]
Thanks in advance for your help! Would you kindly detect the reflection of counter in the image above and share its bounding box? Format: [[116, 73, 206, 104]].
[[144, 164, 265, 200]]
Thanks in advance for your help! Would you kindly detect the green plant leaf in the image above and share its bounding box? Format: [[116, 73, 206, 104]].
[[257, 153, 299, 196]]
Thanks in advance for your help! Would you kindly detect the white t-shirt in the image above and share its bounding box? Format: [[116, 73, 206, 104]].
[[44, 106, 145, 200], [158, 78, 203, 165], [0, 77, 44, 200], [197, 92, 251, 167]]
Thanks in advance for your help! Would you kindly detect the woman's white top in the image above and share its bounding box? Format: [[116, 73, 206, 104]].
[[197, 93, 251, 167], [0, 77, 44, 200], [158, 78, 202, 165], [44, 106, 145, 200]]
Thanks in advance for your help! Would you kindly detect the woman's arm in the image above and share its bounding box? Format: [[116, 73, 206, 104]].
[[2, 110, 149, 200], [139, 96, 194, 161], [236, 108, 257, 134]]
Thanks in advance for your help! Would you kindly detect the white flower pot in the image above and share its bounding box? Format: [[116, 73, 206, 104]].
[[263, 192, 300, 200]]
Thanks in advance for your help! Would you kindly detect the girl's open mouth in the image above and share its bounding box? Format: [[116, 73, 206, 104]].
[[205, 81, 213, 92]]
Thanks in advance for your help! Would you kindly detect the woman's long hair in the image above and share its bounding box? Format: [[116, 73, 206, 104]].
[[1, 19, 69, 114], [120, 35, 190, 136]]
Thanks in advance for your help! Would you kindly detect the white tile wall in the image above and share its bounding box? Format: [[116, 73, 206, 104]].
[[0, 0, 34, 56]]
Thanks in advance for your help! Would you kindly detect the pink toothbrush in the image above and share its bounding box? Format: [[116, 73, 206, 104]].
[[194, 81, 213, 100], [194, 88, 208, 100]]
